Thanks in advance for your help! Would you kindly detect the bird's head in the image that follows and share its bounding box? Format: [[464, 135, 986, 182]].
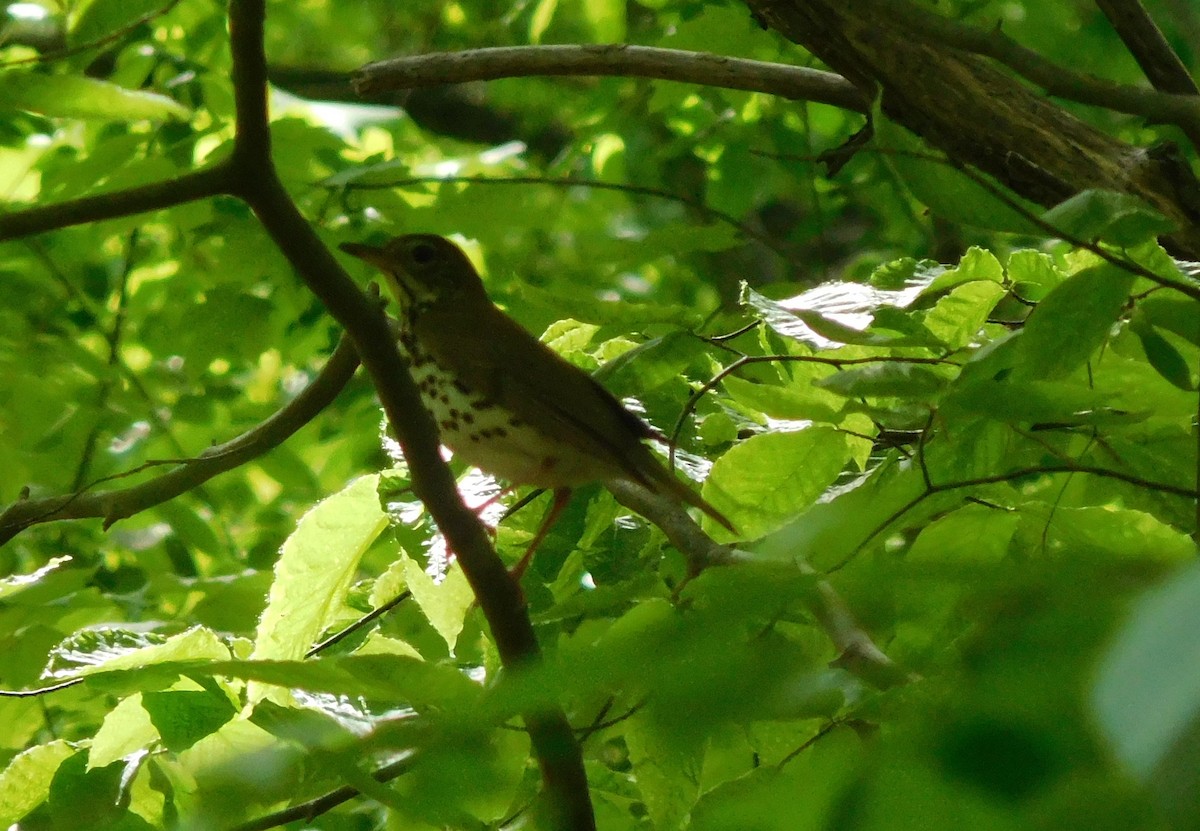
[[340, 234, 486, 309]]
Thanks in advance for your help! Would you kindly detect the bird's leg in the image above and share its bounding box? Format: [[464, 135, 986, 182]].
[[510, 487, 573, 580]]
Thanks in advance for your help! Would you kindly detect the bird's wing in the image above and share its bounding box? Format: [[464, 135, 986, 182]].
[[416, 302, 736, 531], [417, 303, 657, 486]]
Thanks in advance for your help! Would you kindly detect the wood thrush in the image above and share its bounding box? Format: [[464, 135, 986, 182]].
[[340, 234, 733, 572]]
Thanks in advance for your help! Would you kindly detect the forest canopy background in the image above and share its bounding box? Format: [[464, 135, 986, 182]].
[[0, 1, 1199, 830]]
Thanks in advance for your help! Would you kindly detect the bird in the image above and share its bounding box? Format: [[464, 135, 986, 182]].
[[339, 233, 733, 574]]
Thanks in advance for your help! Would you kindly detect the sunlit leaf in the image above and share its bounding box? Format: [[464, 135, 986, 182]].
[[1013, 263, 1134, 380], [0, 71, 190, 121]]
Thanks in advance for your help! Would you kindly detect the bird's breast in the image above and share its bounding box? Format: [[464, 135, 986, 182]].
[[400, 334, 613, 488]]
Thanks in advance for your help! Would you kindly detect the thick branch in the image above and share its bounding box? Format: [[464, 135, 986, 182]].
[[869, 0, 1200, 136], [0, 334, 360, 545], [353, 44, 868, 113], [746, 0, 1200, 257]]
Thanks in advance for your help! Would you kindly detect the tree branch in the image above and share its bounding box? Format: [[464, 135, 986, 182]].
[[747, 0, 1200, 257], [0, 333, 360, 545], [840, 458, 1198, 570], [233, 752, 419, 831], [225, 2, 594, 828], [352, 44, 869, 113], [605, 480, 911, 690], [871, 0, 1200, 137], [0, 165, 230, 241], [1096, 0, 1200, 96], [334, 174, 793, 262], [1095, 0, 1200, 149]]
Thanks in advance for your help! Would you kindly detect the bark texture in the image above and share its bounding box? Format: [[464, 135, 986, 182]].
[[747, 0, 1200, 256]]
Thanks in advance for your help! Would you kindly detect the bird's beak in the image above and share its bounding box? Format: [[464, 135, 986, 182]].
[[338, 241, 389, 270], [340, 241, 415, 303]]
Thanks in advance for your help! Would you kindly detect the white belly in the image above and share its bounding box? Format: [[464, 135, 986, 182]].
[[410, 360, 597, 487]]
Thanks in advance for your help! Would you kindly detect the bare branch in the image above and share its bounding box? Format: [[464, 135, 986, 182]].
[[747, 0, 1200, 257], [353, 44, 868, 113], [871, 0, 1200, 136], [1095, 0, 1200, 149], [0, 165, 230, 241], [838, 458, 1198, 570]]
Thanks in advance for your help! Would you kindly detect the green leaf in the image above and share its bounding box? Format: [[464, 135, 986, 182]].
[[142, 686, 238, 752], [1138, 295, 1200, 347], [1093, 563, 1200, 828], [403, 557, 474, 652], [943, 379, 1121, 425], [48, 752, 137, 831], [908, 504, 1019, 564], [540, 317, 599, 354], [85, 655, 484, 709], [1042, 189, 1175, 246], [1013, 263, 1134, 380], [691, 729, 862, 831], [920, 247, 1005, 297], [1132, 321, 1196, 391], [921, 281, 1006, 350], [1005, 250, 1066, 300], [626, 709, 703, 829], [0, 741, 75, 827], [89, 695, 161, 769], [0, 556, 74, 601], [753, 453, 943, 571], [1021, 505, 1194, 564], [723, 372, 842, 421], [249, 475, 388, 700], [0, 71, 190, 121], [69, 0, 164, 48], [703, 427, 851, 538], [47, 626, 230, 680], [876, 116, 1043, 234], [744, 284, 942, 350], [816, 362, 950, 399]]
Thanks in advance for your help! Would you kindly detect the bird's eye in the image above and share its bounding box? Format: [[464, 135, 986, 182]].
[[410, 243, 437, 265]]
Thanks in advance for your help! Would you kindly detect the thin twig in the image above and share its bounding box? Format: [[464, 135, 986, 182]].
[[0, 333, 361, 543], [71, 229, 138, 491], [606, 478, 908, 688], [233, 753, 419, 831], [0, 0, 185, 68], [835, 456, 1198, 570], [0, 165, 230, 241], [336, 174, 793, 262], [824, 145, 1200, 302], [306, 591, 413, 657], [668, 353, 957, 467]]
